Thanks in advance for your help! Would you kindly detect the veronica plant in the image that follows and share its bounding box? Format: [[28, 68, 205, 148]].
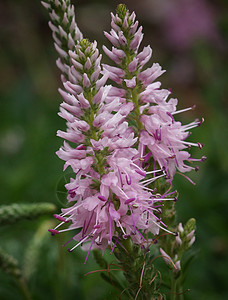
[[42, 1, 205, 299]]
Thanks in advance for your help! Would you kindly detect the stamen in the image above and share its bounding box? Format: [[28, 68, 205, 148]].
[[198, 117, 204, 126], [181, 119, 201, 130], [195, 166, 199, 172], [117, 186, 129, 199], [48, 229, 60, 235], [53, 214, 69, 223], [135, 228, 146, 241], [166, 112, 175, 123], [98, 195, 107, 202], [172, 105, 196, 115], [58, 227, 78, 233], [131, 162, 146, 177], [93, 224, 101, 229], [188, 156, 206, 162], [162, 190, 177, 197], [84, 235, 96, 264], [68, 235, 89, 252], [117, 221, 126, 236], [82, 219, 86, 237], [197, 142, 204, 149], [108, 188, 112, 248], [135, 169, 146, 177], [151, 220, 175, 235], [62, 236, 75, 247], [118, 167, 123, 188], [142, 186, 155, 192], [146, 169, 162, 175], [177, 172, 196, 185], [84, 211, 95, 236], [129, 206, 137, 234], [141, 173, 165, 186], [54, 221, 67, 230], [61, 204, 82, 218], [110, 235, 120, 254], [125, 173, 131, 185], [125, 197, 135, 204], [143, 152, 152, 162]]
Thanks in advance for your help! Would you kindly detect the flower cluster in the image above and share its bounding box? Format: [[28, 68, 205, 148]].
[[41, 0, 83, 81], [42, 2, 204, 260], [48, 38, 175, 261], [102, 4, 205, 180], [160, 218, 196, 272]]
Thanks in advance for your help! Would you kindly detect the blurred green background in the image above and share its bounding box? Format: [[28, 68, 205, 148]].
[[0, 0, 227, 299]]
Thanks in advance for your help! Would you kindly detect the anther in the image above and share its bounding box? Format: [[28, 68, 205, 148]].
[[48, 229, 60, 235], [143, 152, 152, 162], [198, 117, 204, 126], [135, 169, 146, 177], [123, 234, 129, 239], [93, 225, 101, 229], [53, 214, 69, 223], [197, 142, 204, 149], [98, 195, 107, 202], [125, 198, 135, 204]]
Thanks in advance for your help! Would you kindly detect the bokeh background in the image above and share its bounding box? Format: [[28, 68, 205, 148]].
[[0, 0, 227, 299]]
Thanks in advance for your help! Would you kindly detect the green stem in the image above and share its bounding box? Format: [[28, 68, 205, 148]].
[[131, 88, 144, 133], [17, 277, 31, 300], [170, 271, 177, 300]]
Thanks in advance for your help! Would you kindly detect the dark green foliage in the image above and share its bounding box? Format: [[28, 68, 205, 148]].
[[114, 238, 164, 299]]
